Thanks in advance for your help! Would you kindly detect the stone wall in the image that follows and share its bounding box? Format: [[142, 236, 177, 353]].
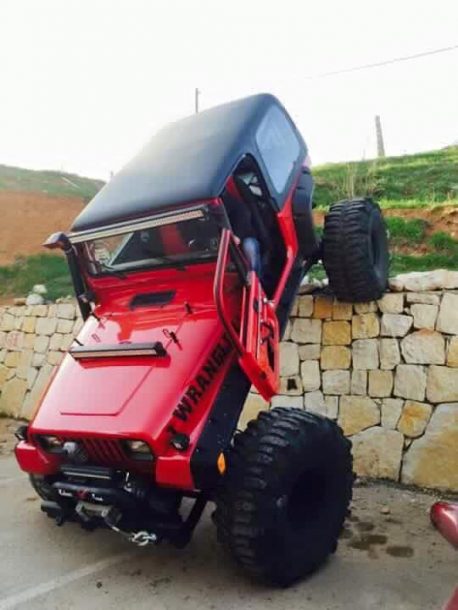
[[242, 290, 458, 492], [0, 291, 457, 491], [0, 303, 82, 420]]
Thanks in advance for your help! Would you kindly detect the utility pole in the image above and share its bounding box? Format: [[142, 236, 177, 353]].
[[195, 88, 200, 113], [375, 115, 386, 158]]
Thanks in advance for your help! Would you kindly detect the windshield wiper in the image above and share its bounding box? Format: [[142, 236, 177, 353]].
[[99, 262, 128, 279], [153, 256, 187, 271], [100, 258, 187, 276]]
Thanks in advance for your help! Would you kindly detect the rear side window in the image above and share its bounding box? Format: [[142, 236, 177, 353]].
[[255, 106, 301, 193]]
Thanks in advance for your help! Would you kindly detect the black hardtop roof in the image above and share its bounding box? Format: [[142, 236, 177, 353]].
[[71, 93, 306, 233]]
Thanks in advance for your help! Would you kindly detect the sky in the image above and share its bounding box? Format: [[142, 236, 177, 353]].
[[0, 0, 457, 180]]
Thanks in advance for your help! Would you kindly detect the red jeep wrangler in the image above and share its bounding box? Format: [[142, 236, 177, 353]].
[[15, 94, 389, 586]]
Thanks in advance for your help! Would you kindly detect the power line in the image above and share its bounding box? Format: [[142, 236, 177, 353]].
[[305, 44, 458, 80]]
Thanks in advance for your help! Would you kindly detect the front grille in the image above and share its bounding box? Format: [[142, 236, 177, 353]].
[[80, 438, 126, 465], [61, 437, 126, 466]]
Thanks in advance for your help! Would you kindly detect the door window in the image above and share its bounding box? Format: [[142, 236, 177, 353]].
[[255, 106, 301, 193]]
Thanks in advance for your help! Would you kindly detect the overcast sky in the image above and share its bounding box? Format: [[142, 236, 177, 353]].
[[0, 0, 457, 179]]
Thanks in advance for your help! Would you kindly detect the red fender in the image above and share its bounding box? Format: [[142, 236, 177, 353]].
[[430, 502, 458, 610], [444, 588, 458, 610], [430, 501, 458, 549]]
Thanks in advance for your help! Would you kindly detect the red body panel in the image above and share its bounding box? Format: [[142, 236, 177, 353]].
[[431, 501, 458, 610], [273, 179, 299, 308], [19, 193, 301, 490], [444, 588, 458, 610], [214, 229, 279, 399], [24, 263, 239, 489], [430, 501, 458, 549], [15, 441, 61, 475]]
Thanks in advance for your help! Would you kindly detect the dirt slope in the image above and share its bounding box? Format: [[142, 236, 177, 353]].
[[0, 191, 85, 265], [313, 205, 458, 237], [0, 191, 456, 267], [383, 206, 458, 237]]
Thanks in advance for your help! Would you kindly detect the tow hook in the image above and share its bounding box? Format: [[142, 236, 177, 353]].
[[108, 523, 159, 546], [101, 507, 159, 546], [129, 531, 158, 546]]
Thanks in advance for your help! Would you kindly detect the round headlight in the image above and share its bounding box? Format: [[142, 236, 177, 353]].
[[127, 440, 150, 453], [38, 435, 64, 452], [124, 439, 152, 460]]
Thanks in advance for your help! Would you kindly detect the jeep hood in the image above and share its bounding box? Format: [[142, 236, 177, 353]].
[[31, 290, 229, 441]]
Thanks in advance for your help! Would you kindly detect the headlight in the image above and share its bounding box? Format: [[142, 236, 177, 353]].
[[123, 439, 153, 461], [15, 425, 29, 442], [37, 435, 65, 453]]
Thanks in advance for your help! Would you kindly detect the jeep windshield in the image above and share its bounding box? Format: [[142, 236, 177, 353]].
[[76, 209, 220, 276]]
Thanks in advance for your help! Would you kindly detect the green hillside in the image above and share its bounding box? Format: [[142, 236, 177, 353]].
[[0, 149, 457, 301], [310, 147, 458, 280], [313, 147, 458, 209], [2, 147, 457, 208], [0, 254, 71, 302], [0, 164, 104, 202]]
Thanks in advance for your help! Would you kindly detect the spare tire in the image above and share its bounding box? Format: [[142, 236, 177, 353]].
[[322, 198, 389, 302]]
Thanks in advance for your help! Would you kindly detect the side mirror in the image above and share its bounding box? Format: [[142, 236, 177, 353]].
[[42, 232, 91, 321], [43, 232, 72, 253]]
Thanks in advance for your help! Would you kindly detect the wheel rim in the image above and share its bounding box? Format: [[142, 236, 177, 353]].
[[369, 213, 387, 284], [371, 231, 379, 267], [286, 468, 328, 528]]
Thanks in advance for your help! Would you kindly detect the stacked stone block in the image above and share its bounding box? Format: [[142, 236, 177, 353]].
[[0, 290, 457, 492]]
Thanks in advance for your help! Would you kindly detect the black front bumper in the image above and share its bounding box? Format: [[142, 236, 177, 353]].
[[40, 463, 207, 547]]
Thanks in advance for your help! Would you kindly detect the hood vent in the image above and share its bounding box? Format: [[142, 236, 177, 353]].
[[130, 290, 175, 309]]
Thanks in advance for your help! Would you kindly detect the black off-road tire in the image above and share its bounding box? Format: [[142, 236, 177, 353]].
[[214, 408, 353, 587], [29, 474, 56, 501], [322, 198, 389, 302]]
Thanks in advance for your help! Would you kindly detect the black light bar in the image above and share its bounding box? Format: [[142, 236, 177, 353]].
[[60, 464, 116, 481], [69, 342, 167, 359], [69, 208, 204, 244]]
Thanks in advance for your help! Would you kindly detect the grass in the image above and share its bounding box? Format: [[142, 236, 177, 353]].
[[385, 217, 428, 245], [308, 252, 458, 283], [428, 231, 458, 254], [313, 147, 458, 209], [309, 216, 457, 282], [386, 221, 458, 273], [377, 197, 458, 209], [2, 148, 457, 209], [0, 164, 104, 202], [0, 149, 456, 300], [0, 254, 72, 302], [1, 242, 456, 301], [390, 253, 458, 275], [310, 146, 458, 278]]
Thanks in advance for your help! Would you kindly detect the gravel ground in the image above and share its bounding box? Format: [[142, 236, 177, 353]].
[[1, 445, 457, 610]]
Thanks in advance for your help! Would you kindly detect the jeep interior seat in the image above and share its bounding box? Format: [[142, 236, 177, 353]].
[[233, 176, 271, 254]]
